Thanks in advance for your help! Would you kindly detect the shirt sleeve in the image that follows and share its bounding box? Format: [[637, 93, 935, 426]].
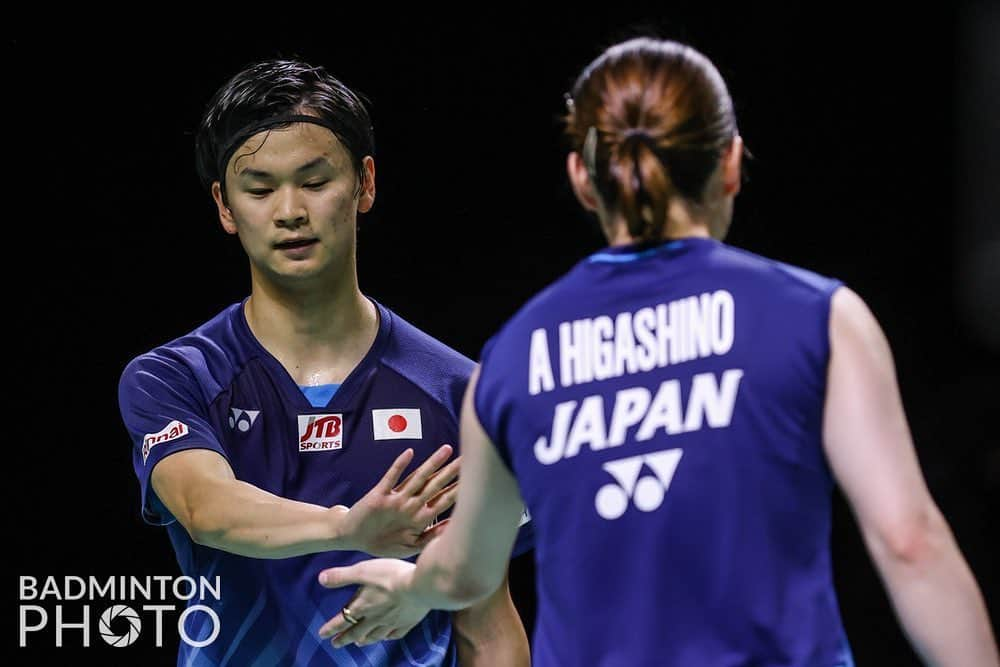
[[473, 334, 534, 556], [118, 351, 229, 525], [473, 334, 515, 470]]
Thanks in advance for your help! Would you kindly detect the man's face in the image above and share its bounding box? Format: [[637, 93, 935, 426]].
[[212, 122, 374, 288]]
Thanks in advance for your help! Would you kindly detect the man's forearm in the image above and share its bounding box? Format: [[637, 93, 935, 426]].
[[871, 516, 998, 666], [185, 477, 350, 558], [453, 576, 530, 667], [406, 531, 502, 611]]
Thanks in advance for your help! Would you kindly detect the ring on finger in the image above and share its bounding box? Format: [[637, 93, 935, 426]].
[[342, 606, 362, 625]]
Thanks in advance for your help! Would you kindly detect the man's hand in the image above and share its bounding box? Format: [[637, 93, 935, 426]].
[[317, 559, 429, 647], [333, 445, 459, 557]]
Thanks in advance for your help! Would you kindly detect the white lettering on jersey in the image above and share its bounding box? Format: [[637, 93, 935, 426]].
[[535, 290, 736, 393], [528, 328, 555, 396], [534, 369, 744, 465]]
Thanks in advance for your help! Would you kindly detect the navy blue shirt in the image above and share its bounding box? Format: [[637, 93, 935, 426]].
[[119, 299, 532, 666], [475, 237, 854, 667]]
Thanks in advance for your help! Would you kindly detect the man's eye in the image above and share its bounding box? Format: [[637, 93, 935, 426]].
[[247, 188, 272, 196], [304, 180, 329, 190]]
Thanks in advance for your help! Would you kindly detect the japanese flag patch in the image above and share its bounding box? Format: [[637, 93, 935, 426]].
[[372, 408, 422, 440]]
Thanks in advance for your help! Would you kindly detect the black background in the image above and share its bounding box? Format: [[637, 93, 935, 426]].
[[10, 5, 998, 664]]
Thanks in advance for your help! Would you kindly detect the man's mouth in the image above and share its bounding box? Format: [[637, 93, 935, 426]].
[[274, 238, 318, 249]]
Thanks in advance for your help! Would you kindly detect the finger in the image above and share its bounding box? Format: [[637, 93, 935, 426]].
[[394, 444, 453, 495], [318, 587, 363, 640], [318, 561, 377, 589], [355, 624, 392, 646], [386, 627, 409, 640], [319, 609, 365, 640], [375, 448, 415, 493], [425, 480, 458, 508], [331, 618, 373, 648], [414, 518, 450, 548], [422, 483, 458, 515], [416, 456, 461, 502], [394, 444, 453, 493]]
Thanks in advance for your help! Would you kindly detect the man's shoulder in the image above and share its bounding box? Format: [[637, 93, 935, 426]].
[[380, 303, 474, 376], [376, 302, 475, 416], [119, 302, 248, 398]]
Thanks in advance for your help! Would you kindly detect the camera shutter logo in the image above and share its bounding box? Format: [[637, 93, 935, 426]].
[[99, 605, 141, 647]]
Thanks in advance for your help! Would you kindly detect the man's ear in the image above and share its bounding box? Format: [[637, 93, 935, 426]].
[[357, 156, 376, 213], [211, 182, 238, 235]]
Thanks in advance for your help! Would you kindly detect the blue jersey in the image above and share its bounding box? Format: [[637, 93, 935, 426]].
[[118, 299, 532, 667], [475, 237, 854, 667]]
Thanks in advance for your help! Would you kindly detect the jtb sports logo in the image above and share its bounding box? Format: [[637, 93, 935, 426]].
[[142, 421, 189, 463], [595, 449, 684, 519], [298, 414, 343, 452]]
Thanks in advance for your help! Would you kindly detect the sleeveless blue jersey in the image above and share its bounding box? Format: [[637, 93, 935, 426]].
[[118, 299, 533, 666], [475, 237, 854, 667]]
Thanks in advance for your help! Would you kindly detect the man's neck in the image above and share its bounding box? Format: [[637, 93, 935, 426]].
[[244, 278, 379, 386]]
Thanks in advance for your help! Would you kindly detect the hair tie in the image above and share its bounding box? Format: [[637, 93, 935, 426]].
[[622, 128, 659, 151]]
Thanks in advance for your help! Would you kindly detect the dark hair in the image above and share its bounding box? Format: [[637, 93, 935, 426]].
[[565, 38, 739, 242], [194, 59, 374, 204]]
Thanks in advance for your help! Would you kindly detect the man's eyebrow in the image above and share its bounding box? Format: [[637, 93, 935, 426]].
[[237, 157, 330, 179]]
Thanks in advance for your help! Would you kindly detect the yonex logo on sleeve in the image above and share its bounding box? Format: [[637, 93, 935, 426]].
[[141, 420, 190, 464], [298, 414, 343, 452], [229, 408, 260, 432], [595, 448, 684, 519]]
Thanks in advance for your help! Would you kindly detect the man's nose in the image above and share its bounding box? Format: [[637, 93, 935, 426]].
[[273, 186, 307, 228]]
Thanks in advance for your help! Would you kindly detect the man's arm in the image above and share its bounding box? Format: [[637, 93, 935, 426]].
[[823, 287, 998, 666], [152, 445, 459, 559], [451, 572, 530, 667]]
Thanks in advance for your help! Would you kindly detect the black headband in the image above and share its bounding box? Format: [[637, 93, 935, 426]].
[[217, 114, 344, 182]]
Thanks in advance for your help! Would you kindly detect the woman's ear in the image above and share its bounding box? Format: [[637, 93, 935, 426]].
[[567, 151, 601, 212], [721, 135, 743, 196]]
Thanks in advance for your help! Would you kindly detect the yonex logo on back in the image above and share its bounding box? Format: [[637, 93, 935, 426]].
[[229, 408, 260, 432], [298, 414, 343, 452], [595, 448, 684, 519]]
